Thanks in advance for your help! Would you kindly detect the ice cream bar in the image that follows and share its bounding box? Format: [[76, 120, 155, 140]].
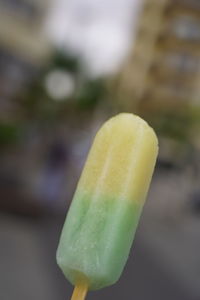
[[56, 113, 158, 298]]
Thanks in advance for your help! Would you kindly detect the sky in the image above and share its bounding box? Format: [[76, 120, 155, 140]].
[[45, 0, 142, 77]]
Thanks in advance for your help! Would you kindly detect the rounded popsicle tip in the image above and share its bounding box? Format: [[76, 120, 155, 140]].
[[94, 112, 158, 165], [105, 112, 158, 141]]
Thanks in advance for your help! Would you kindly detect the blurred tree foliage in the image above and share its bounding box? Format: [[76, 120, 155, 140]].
[[0, 123, 19, 147], [20, 50, 106, 122]]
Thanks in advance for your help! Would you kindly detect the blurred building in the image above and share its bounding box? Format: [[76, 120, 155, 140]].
[[0, 0, 51, 120], [0, 0, 51, 62], [117, 0, 200, 112]]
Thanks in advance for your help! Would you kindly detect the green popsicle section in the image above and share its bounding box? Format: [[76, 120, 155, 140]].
[[56, 113, 158, 291]]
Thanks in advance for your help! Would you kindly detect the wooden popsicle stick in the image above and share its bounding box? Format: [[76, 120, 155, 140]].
[[71, 281, 88, 300]]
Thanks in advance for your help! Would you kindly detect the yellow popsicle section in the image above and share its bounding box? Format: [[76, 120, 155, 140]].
[[56, 113, 158, 293], [77, 113, 158, 204]]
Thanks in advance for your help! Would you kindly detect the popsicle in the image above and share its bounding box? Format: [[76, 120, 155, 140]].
[[56, 113, 158, 299]]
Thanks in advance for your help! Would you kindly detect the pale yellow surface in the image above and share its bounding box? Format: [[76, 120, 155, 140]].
[[77, 113, 158, 204]]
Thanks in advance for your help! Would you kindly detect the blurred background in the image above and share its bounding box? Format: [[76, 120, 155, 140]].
[[0, 0, 200, 299]]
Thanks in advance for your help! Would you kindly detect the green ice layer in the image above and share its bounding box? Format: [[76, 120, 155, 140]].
[[56, 193, 142, 290]]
